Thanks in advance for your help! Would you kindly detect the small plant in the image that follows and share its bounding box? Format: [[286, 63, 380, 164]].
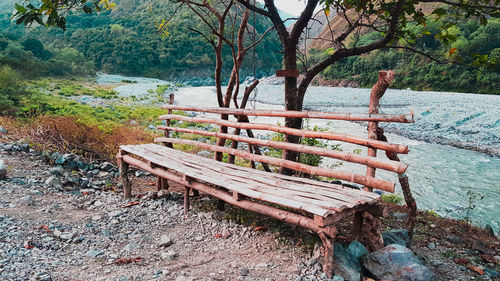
[[463, 190, 484, 228], [441, 249, 459, 259], [381, 194, 403, 205]]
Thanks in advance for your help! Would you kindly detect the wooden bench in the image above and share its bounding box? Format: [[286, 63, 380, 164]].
[[116, 77, 414, 276]]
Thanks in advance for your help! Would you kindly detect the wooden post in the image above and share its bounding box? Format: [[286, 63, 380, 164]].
[[365, 70, 395, 191], [363, 211, 384, 252], [352, 211, 364, 241], [376, 127, 417, 239], [184, 186, 191, 216], [157, 94, 174, 190], [165, 94, 174, 149], [318, 227, 337, 278], [117, 151, 132, 199]]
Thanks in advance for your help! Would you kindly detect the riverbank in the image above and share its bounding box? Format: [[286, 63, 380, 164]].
[[0, 137, 499, 280]]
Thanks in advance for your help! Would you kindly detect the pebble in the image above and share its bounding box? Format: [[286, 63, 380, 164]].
[[240, 267, 250, 276], [160, 250, 178, 261], [428, 242, 436, 250], [86, 249, 104, 258], [159, 235, 173, 247]]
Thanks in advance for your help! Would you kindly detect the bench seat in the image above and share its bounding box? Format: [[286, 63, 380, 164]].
[[120, 143, 380, 218]]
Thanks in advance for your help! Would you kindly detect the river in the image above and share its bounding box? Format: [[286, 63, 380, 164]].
[[98, 74, 500, 233]]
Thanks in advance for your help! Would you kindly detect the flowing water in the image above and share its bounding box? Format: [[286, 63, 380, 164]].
[[100, 74, 500, 233]]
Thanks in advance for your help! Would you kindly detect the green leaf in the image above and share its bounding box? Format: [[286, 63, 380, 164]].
[[14, 3, 27, 13], [432, 8, 446, 16]]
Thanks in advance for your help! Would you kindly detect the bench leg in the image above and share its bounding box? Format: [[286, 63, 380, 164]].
[[118, 157, 132, 199], [157, 176, 169, 191], [318, 228, 337, 278], [184, 187, 191, 216], [363, 211, 384, 252], [352, 211, 364, 241], [216, 199, 225, 211]]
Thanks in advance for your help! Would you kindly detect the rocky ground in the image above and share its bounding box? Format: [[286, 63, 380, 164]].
[[0, 137, 499, 281]]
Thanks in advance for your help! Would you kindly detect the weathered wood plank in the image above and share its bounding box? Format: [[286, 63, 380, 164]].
[[160, 105, 414, 123], [158, 114, 409, 154]]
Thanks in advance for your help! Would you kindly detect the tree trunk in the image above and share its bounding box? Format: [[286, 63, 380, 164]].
[[280, 46, 303, 175]]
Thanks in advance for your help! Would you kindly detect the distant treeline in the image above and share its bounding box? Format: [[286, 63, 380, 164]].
[[312, 18, 499, 95], [0, 0, 282, 82]]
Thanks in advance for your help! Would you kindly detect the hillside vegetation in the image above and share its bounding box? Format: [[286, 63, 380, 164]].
[[0, 0, 282, 82], [308, 14, 499, 94]]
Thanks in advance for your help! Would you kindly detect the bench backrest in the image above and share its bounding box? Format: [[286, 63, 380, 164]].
[[156, 102, 413, 193]]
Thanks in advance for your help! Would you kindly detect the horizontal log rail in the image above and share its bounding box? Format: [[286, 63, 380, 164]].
[[157, 126, 408, 174], [158, 114, 409, 154], [120, 153, 337, 237], [155, 137, 395, 192], [161, 105, 414, 123]]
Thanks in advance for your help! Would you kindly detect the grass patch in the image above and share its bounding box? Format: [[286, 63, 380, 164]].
[[381, 194, 404, 205]]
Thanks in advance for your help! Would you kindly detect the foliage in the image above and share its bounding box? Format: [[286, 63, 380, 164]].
[[381, 194, 404, 205], [0, 65, 29, 114], [4, 0, 281, 82], [0, 34, 95, 78], [319, 18, 500, 94]]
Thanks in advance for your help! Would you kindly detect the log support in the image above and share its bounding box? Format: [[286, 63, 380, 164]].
[[363, 211, 384, 252], [318, 227, 337, 278], [117, 151, 132, 199], [184, 186, 191, 216], [352, 211, 364, 242]]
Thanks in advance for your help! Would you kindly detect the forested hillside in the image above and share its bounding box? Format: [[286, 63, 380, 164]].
[[0, 0, 282, 82], [309, 16, 500, 94]]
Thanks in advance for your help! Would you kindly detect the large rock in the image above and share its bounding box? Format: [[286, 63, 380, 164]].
[[0, 160, 6, 180], [383, 229, 410, 247], [346, 241, 368, 263], [362, 244, 433, 281], [332, 243, 361, 281]]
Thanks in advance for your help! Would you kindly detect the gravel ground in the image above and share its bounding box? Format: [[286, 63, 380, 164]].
[[0, 147, 326, 281]]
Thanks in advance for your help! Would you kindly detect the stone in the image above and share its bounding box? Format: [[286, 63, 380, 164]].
[[101, 229, 111, 236], [383, 229, 410, 248], [332, 242, 361, 281], [4, 144, 13, 151], [427, 242, 436, 250], [45, 176, 63, 190], [362, 244, 433, 281], [471, 239, 486, 253], [50, 167, 64, 177], [393, 212, 409, 220], [239, 267, 249, 276], [484, 224, 496, 237], [0, 126, 7, 134], [108, 210, 122, 217], [161, 250, 178, 261], [346, 241, 368, 262], [157, 190, 170, 199], [159, 235, 173, 247], [331, 276, 344, 281], [55, 155, 66, 165], [100, 162, 114, 172], [446, 235, 462, 244], [123, 242, 141, 252], [60, 232, 76, 241], [222, 229, 231, 239], [86, 249, 104, 258], [484, 268, 500, 278], [0, 159, 7, 180]]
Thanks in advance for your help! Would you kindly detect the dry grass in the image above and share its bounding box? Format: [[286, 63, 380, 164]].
[[29, 116, 156, 162]]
